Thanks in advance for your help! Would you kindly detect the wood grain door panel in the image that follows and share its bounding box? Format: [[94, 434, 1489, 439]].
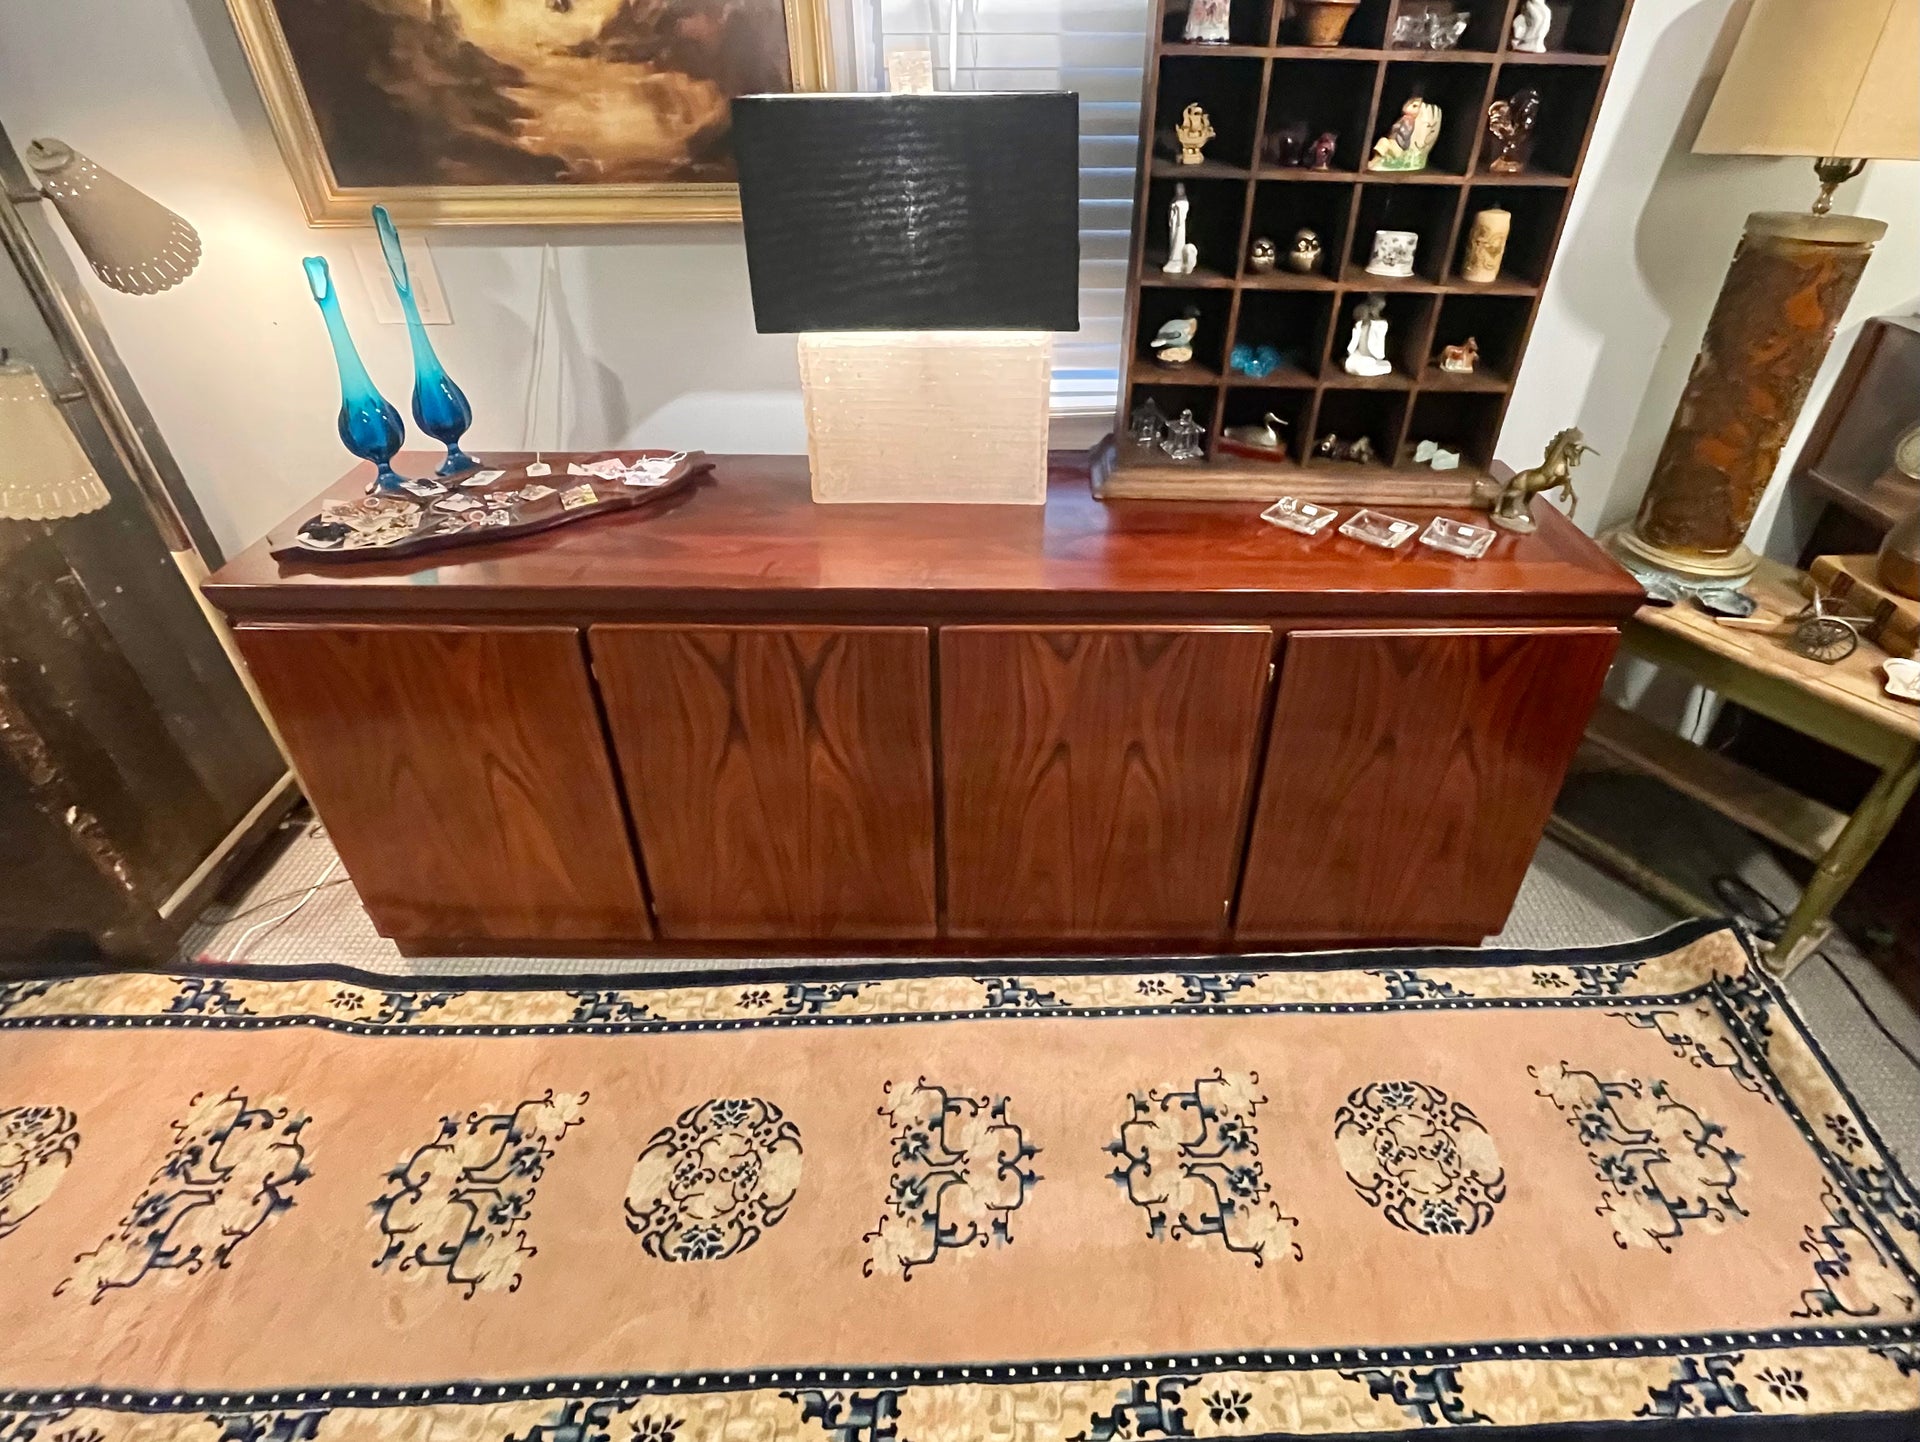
[[234, 625, 650, 942], [591, 626, 936, 939], [941, 626, 1273, 938], [1237, 626, 1619, 942]]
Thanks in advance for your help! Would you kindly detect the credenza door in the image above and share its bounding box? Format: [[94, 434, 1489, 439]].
[[591, 625, 937, 940], [940, 625, 1273, 939], [1238, 626, 1619, 944], [233, 624, 651, 943]]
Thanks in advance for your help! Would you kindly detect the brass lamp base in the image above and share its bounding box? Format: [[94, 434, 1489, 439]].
[[1610, 528, 1757, 583]]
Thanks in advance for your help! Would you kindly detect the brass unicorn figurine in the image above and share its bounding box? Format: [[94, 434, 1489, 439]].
[[1488, 426, 1595, 532]]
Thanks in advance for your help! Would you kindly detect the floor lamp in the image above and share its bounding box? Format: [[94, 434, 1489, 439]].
[[1615, 0, 1919, 582]]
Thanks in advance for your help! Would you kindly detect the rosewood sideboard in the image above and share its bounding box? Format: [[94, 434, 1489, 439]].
[[205, 453, 1643, 957]]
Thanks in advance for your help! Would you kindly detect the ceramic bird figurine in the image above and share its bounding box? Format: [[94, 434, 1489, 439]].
[[1151, 309, 1201, 366]]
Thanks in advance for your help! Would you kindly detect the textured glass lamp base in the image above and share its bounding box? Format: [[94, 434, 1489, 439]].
[[798, 332, 1051, 504], [1610, 528, 1758, 584]]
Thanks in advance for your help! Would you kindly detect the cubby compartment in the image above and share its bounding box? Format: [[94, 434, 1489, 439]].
[[1453, 184, 1566, 286], [1403, 390, 1504, 471], [1126, 382, 1220, 452], [1277, 0, 1393, 48], [1330, 288, 1433, 379], [1388, 0, 1507, 54], [1261, 60, 1376, 173], [1220, 387, 1314, 463], [1370, 61, 1491, 176], [1309, 387, 1407, 466], [1347, 182, 1460, 285], [1161, 0, 1275, 47], [1135, 284, 1235, 379], [1233, 289, 1335, 382], [1158, 55, 1265, 169], [1142, 174, 1247, 282], [1531, 0, 1630, 56], [1245, 179, 1351, 284], [1425, 293, 1532, 387], [1477, 65, 1601, 178]]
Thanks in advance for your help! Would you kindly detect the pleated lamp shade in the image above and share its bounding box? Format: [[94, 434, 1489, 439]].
[[24, 139, 201, 295], [0, 362, 112, 520]]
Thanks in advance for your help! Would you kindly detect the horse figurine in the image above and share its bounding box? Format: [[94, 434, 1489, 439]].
[[1488, 426, 1594, 532]]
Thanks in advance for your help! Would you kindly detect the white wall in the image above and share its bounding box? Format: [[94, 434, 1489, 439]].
[[2, 0, 1915, 560]]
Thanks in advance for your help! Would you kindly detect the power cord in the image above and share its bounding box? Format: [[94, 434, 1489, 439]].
[[1711, 872, 1920, 1074]]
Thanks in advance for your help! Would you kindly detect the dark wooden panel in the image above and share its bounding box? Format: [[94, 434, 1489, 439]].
[[1238, 627, 1620, 943], [941, 625, 1273, 938], [592, 626, 936, 940], [206, 454, 1646, 627], [234, 625, 650, 942]]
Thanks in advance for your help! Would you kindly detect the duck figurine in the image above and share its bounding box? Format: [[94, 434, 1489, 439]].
[[1151, 308, 1201, 367]]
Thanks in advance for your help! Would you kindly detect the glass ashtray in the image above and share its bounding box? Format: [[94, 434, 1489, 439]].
[[1338, 508, 1418, 549], [1419, 515, 1496, 559], [1260, 497, 1339, 536]]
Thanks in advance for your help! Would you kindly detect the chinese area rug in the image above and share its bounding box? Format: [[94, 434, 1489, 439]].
[[1, 920, 1916, 1441]]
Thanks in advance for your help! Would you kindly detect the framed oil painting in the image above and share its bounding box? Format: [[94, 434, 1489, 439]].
[[225, 0, 833, 225]]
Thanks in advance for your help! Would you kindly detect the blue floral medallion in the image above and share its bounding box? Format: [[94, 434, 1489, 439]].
[[1106, 1069, 1301, 1266], [1533, 1062, 1745, 1251], [1333, 1080, 1505, 1235], [625, 1098, 803, 1263], [371, 1089, 587, 1296], [863, 1078, 1040, 1279], [0, 1105, 80, 1240], [58, 1088, 310, 1303]]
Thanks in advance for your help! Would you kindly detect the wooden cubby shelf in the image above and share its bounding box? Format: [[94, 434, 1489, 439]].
[[1103, 0, 1634, 503]]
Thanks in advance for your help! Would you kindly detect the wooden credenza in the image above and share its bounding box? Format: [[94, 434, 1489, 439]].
[[206, 453, 1641, 957]]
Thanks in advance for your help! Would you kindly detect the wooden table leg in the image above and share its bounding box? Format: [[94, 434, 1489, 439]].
[[1770, 742, 1920, 974]]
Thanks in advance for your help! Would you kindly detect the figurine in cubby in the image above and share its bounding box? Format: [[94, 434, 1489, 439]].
[[1163, 183, 1198, 274], [1343, 294, 1392, 377], [1151, 307, 1201, 365], [1183, 0, 1232, 44], [1249, 237, 1277, 273], [1369, 93, 1442, 172], [1174, 103, 1216, 165], [1264, 120, 1308, 167], [1486, 89, 1540, 173], [1129, 398, 1168, 447], [1315, 432, 1378, 464], [1511, 0, 1551, 52], [1162, 409, 1206, 461], [1365, 229, 1418, 278], [1305, 131, 1338, 169], [1437, 336, 1479, 373], [1287, 228, 1324, 273], [1460, 207, 1510, 282]]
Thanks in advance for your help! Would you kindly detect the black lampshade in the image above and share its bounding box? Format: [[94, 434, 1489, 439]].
[[731, 93, 1080, 334]]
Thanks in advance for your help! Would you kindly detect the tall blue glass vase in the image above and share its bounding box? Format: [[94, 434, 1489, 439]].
[[373, 205, 477, 478], [304, 256, 407, 494]]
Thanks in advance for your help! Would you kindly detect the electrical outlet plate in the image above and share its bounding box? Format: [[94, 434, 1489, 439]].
[[352, 233, 452, 325]]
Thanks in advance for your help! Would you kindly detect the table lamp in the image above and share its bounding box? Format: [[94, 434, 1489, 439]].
[[732, 92, 1079, 504], [1615, 0, 1918, 581]]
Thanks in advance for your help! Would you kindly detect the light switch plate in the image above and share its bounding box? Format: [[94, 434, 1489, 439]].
[[352, 233, 452, 324]]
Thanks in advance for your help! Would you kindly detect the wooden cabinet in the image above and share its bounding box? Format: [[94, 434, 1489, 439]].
[[1238, 627, 1620, 944], [592, 626, 936, 939], [210, 454, 1644, 956], [233, 624, 651, 945], [941, 626, 1273, 938]]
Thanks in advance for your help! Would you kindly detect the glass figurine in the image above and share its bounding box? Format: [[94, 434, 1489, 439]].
[[1129, 399, 1167, 447], [373, 205, 478, 478], [304, 255, 407, 495], [1161, 409, 1205, 462]]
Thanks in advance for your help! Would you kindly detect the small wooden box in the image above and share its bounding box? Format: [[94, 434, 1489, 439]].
[[798, 332, 1051, 504]]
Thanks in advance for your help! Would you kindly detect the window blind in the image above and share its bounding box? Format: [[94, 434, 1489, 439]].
[[854, 0, 1148, 415]]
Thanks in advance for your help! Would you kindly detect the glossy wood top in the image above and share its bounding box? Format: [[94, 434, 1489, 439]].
[[206, 451, 1645, 623]]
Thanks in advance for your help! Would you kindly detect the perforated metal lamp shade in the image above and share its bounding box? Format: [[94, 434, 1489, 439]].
[[0, 361, 111, 520], [24, 139, 202, 295]]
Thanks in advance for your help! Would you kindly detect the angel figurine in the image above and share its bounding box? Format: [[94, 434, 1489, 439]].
[[1485, 89, 1540, 173], [1368, 94, 1442, 172], [1511, 0, 1550, 52], [1342, 294, 1392, 377], [1162, 182, 1198, 275]]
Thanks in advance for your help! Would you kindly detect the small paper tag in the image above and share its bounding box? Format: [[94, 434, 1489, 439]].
[[399, 478, 447, 499], [559, 484, 599, 510], [462, 469, 508, 487], [567, 462, 594, 476], [519, 484, 557, 502], [433, 493, 481, 513], [525, 461, 552, 478]]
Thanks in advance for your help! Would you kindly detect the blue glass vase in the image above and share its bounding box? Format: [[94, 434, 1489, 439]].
[[304, 256, 407, 494], [373, 205, 476, 478]]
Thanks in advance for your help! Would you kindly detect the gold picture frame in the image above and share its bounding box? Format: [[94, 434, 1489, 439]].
[[225, 0, 834, 226]]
